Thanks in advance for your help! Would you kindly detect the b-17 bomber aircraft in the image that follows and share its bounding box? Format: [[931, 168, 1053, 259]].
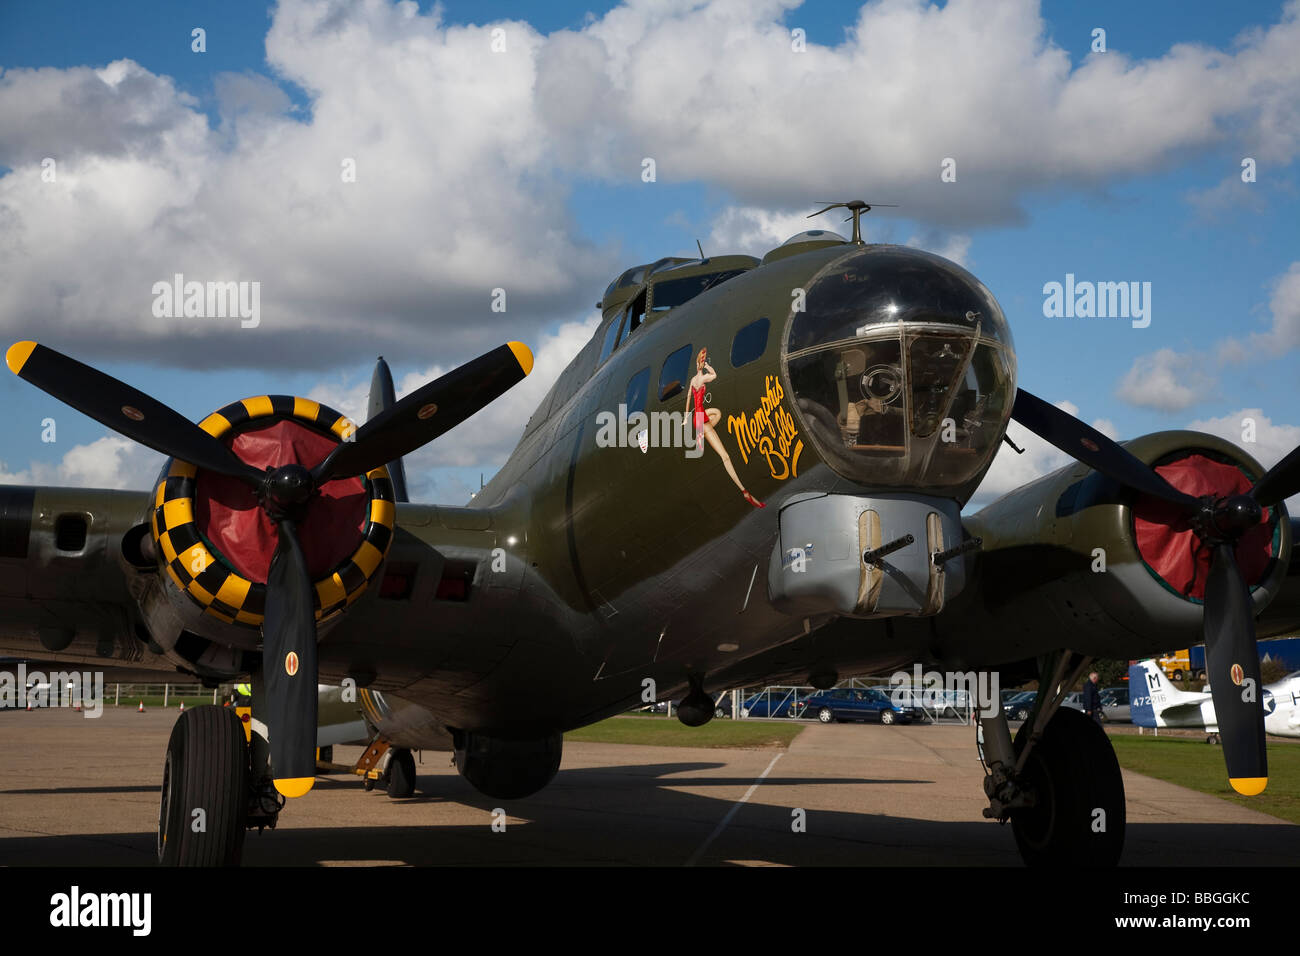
[[2, 201, 1297, 867]]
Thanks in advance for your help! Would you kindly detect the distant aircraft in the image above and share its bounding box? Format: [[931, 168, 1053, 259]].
[[1129, 659, 1300, 739]]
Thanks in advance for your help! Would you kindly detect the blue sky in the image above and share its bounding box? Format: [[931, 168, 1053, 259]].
[[0, 0, 1296, 505]]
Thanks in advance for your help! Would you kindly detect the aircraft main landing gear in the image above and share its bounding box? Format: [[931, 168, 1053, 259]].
[[1009, 707, 1125, 866], [978, 653, 1125, 867], [158, 706, 249, 866]]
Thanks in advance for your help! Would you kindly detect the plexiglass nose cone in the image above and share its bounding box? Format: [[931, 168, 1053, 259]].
[[785, 246, 1015, 496]]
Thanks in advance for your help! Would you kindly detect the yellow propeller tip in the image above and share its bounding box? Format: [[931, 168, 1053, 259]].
[[5, 341, 36, 375], [507, 341, 534, 376], [273, 776, 315, 798], [1229, 776, 1267, 796]]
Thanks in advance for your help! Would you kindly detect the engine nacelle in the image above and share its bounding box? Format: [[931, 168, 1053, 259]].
[[131, 396, 395, 672], [452, 730, 563, 800], [962, 430, 1291, 661]]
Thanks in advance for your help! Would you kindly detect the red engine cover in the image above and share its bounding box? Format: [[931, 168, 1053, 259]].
[[1133, 453, 1274, 601], [194, 419, 368, 581]]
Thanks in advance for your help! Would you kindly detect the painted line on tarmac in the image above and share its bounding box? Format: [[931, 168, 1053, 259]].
[[684, 752, 783, 867]]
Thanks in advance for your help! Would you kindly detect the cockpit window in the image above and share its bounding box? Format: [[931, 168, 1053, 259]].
[[598, 313, 624, 365], [650, 270, 747, 314], [620, 290, 647, 345]]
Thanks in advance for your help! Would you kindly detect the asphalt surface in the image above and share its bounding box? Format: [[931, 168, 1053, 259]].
[[2, 706, 1298, 866]]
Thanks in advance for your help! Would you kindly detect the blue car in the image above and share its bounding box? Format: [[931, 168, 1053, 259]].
[[801, 687, 916, 725], [1003, 691, 1036, 721]]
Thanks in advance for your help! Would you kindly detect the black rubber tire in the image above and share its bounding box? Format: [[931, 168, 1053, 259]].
[[318, 745, 333, 764], [363, 776, 375, 791], [387, 748, 417, 798], [1010, 707, 1125, 867], [817, 707, 834, 724], [158, 706, 248, 866], [1172, 669, 1184, 683], [880, 710, 895, 725]]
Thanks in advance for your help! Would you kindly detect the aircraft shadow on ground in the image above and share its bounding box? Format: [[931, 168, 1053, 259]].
[[5, 759, 1299, 866], [3, 785, 161, 795]]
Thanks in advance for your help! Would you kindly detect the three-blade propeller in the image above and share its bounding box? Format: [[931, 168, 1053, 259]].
[[1011, 388, 1299, 794], [6, 339, 533, 797]]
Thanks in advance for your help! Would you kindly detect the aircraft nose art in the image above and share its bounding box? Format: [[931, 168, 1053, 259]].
[[783, 245, 1016, 496]]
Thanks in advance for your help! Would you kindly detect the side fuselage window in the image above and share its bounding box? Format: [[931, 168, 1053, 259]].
[[625, 367, 650, 416], [657, 343, 693, 402], [730, 316, 770, 368]]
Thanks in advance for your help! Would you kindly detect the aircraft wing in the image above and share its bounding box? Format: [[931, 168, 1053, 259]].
[[0, 486, 175, 673]]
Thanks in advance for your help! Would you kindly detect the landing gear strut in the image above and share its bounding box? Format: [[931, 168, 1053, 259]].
[[977, 653, 1125, 866]]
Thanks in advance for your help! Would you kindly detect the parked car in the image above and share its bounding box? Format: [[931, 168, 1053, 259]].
[[1062, 691, 1084, 712], [883, 685, 938, 720], [1101, 687, 1130, 722], [800, 687, 917, 725], [1003, 691, 1036, 721], [740, 690, 804, 718]]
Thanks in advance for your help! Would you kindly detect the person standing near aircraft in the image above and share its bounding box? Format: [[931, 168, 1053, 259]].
[[1082, 671, 1104, 725], [686, 347, 764, 508]]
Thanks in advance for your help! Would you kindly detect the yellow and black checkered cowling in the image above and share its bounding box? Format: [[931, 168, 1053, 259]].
[[149, 395, 396, 628]]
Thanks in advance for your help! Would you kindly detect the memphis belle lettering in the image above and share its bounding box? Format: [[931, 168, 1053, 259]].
[[727, 375, 803, 480]]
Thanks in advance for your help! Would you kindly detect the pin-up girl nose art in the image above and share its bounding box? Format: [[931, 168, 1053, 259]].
[[686, 347, 764, 509]]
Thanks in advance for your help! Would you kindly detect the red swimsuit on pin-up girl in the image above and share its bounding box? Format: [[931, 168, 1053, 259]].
[[691, 383, 708, 444]]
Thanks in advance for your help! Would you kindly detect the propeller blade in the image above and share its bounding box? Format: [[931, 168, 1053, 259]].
[[1251, 443, 1300, 507], [1010, 388, 1198, 510], [5, 341, 262, 485], [313, 341, 533, 483], [262, 519, 319, 797], [1203, 543, 1268, 794]]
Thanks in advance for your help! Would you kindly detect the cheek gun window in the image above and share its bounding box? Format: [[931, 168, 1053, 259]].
[[730, 317, 769, 368]]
